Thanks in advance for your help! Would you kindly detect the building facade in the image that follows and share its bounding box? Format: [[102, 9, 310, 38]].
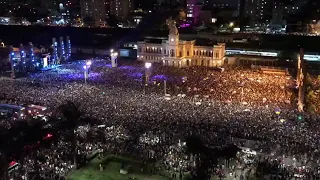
[[244, 0, 270, 26], [110, 0, 133, 21], [137, 21, 225, 68], [80, 0, 107, 26]]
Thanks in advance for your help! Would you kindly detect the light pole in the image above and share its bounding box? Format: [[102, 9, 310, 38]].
[[83, 65, 88, 84], [83, 60, 92, 84], [164, 80, 167, 96], [110, 49, 118, 68], [144, 62, 152, 94], [145, 62, 152, 82]]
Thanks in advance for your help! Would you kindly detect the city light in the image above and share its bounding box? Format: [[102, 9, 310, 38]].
[[86, 61, 92, 66], [145, 62, 152, 69], [110, 51, 118, 68]]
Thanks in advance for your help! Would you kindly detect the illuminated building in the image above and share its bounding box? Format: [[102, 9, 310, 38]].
[[80, 0, 107, 26], [137, 20, 225, 68], [271, 0, 284, 25], [244, 0, 271, 26], [186, 0, 202, 24], [110, 0, 133, 21]]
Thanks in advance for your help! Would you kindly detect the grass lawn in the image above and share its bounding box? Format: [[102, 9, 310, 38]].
[[67, 156, 168, 180]]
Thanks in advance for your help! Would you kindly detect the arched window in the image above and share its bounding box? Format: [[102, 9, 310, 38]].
[[170, 49, 175, 57]]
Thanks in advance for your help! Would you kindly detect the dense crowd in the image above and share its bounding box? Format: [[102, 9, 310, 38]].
[[1, 61, 320, 179]]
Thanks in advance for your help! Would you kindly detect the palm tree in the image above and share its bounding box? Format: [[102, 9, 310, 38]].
[[58, 101, 81, 168]]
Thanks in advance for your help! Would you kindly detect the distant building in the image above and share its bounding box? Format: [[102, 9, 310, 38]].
[[271, 0, 307, 25], [110, 0, 133, 21], [80, 0, 107, 27], [243, 0, 271, 26], [41, 0, 59, 12], [198, 10, 212, 25], [186, 0, 203, 24], [137, 21, 226, 67], [271, 0, 284, 25]]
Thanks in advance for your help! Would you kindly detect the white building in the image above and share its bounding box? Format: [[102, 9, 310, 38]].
[[137, 20, 226, 68]]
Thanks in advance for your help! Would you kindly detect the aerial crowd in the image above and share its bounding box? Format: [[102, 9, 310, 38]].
[[0, 60, 320, 180]]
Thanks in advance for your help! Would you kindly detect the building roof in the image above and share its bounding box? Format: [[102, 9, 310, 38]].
[[145, 39, 163, 44], [193, 38, 216, 46]]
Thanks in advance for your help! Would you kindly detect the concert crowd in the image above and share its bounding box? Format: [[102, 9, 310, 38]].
[[0, 61, 319, 180]]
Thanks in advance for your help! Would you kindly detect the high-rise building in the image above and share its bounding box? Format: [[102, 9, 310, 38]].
[[271, 0, 307, 25], [239, 0, 245, 31], [271, 0, 284, 25], [40, 0, 59, 11], [243, 0, 272, 26], [80, 0, 107, 26], [110, 0, 133, 21], [186, 0, 202, 24]]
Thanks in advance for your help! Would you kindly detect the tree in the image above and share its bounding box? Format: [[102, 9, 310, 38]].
[[58, 101, 81, 168], [0, 151, 8, 180], [185, 136, 216, 180], [0, 120, 45, 180], [215, 144, 240, 168]]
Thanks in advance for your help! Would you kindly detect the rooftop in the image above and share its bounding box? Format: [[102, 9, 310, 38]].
[[144, 39, 163, 44], [194, 38, 216, 46]]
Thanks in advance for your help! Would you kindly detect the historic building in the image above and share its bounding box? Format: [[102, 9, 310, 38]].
[[137, 20, 226, 68]]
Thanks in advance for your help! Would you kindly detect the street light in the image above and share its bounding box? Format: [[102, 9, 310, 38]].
[[83, 65, 88, 84], [86, 60, 92, 66], [83, 61, 91, 84], [145, 62, 152, 69], [110, 51, 118, 68], [229, 22, 234, 27], [144, 62, 152, 83]]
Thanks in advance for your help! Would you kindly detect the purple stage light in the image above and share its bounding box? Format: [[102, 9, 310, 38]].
[[128, 72, 143, 78], [151, 75, 168, 81], [180, 23, 190, 28], [119, 66, 135, 70]]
